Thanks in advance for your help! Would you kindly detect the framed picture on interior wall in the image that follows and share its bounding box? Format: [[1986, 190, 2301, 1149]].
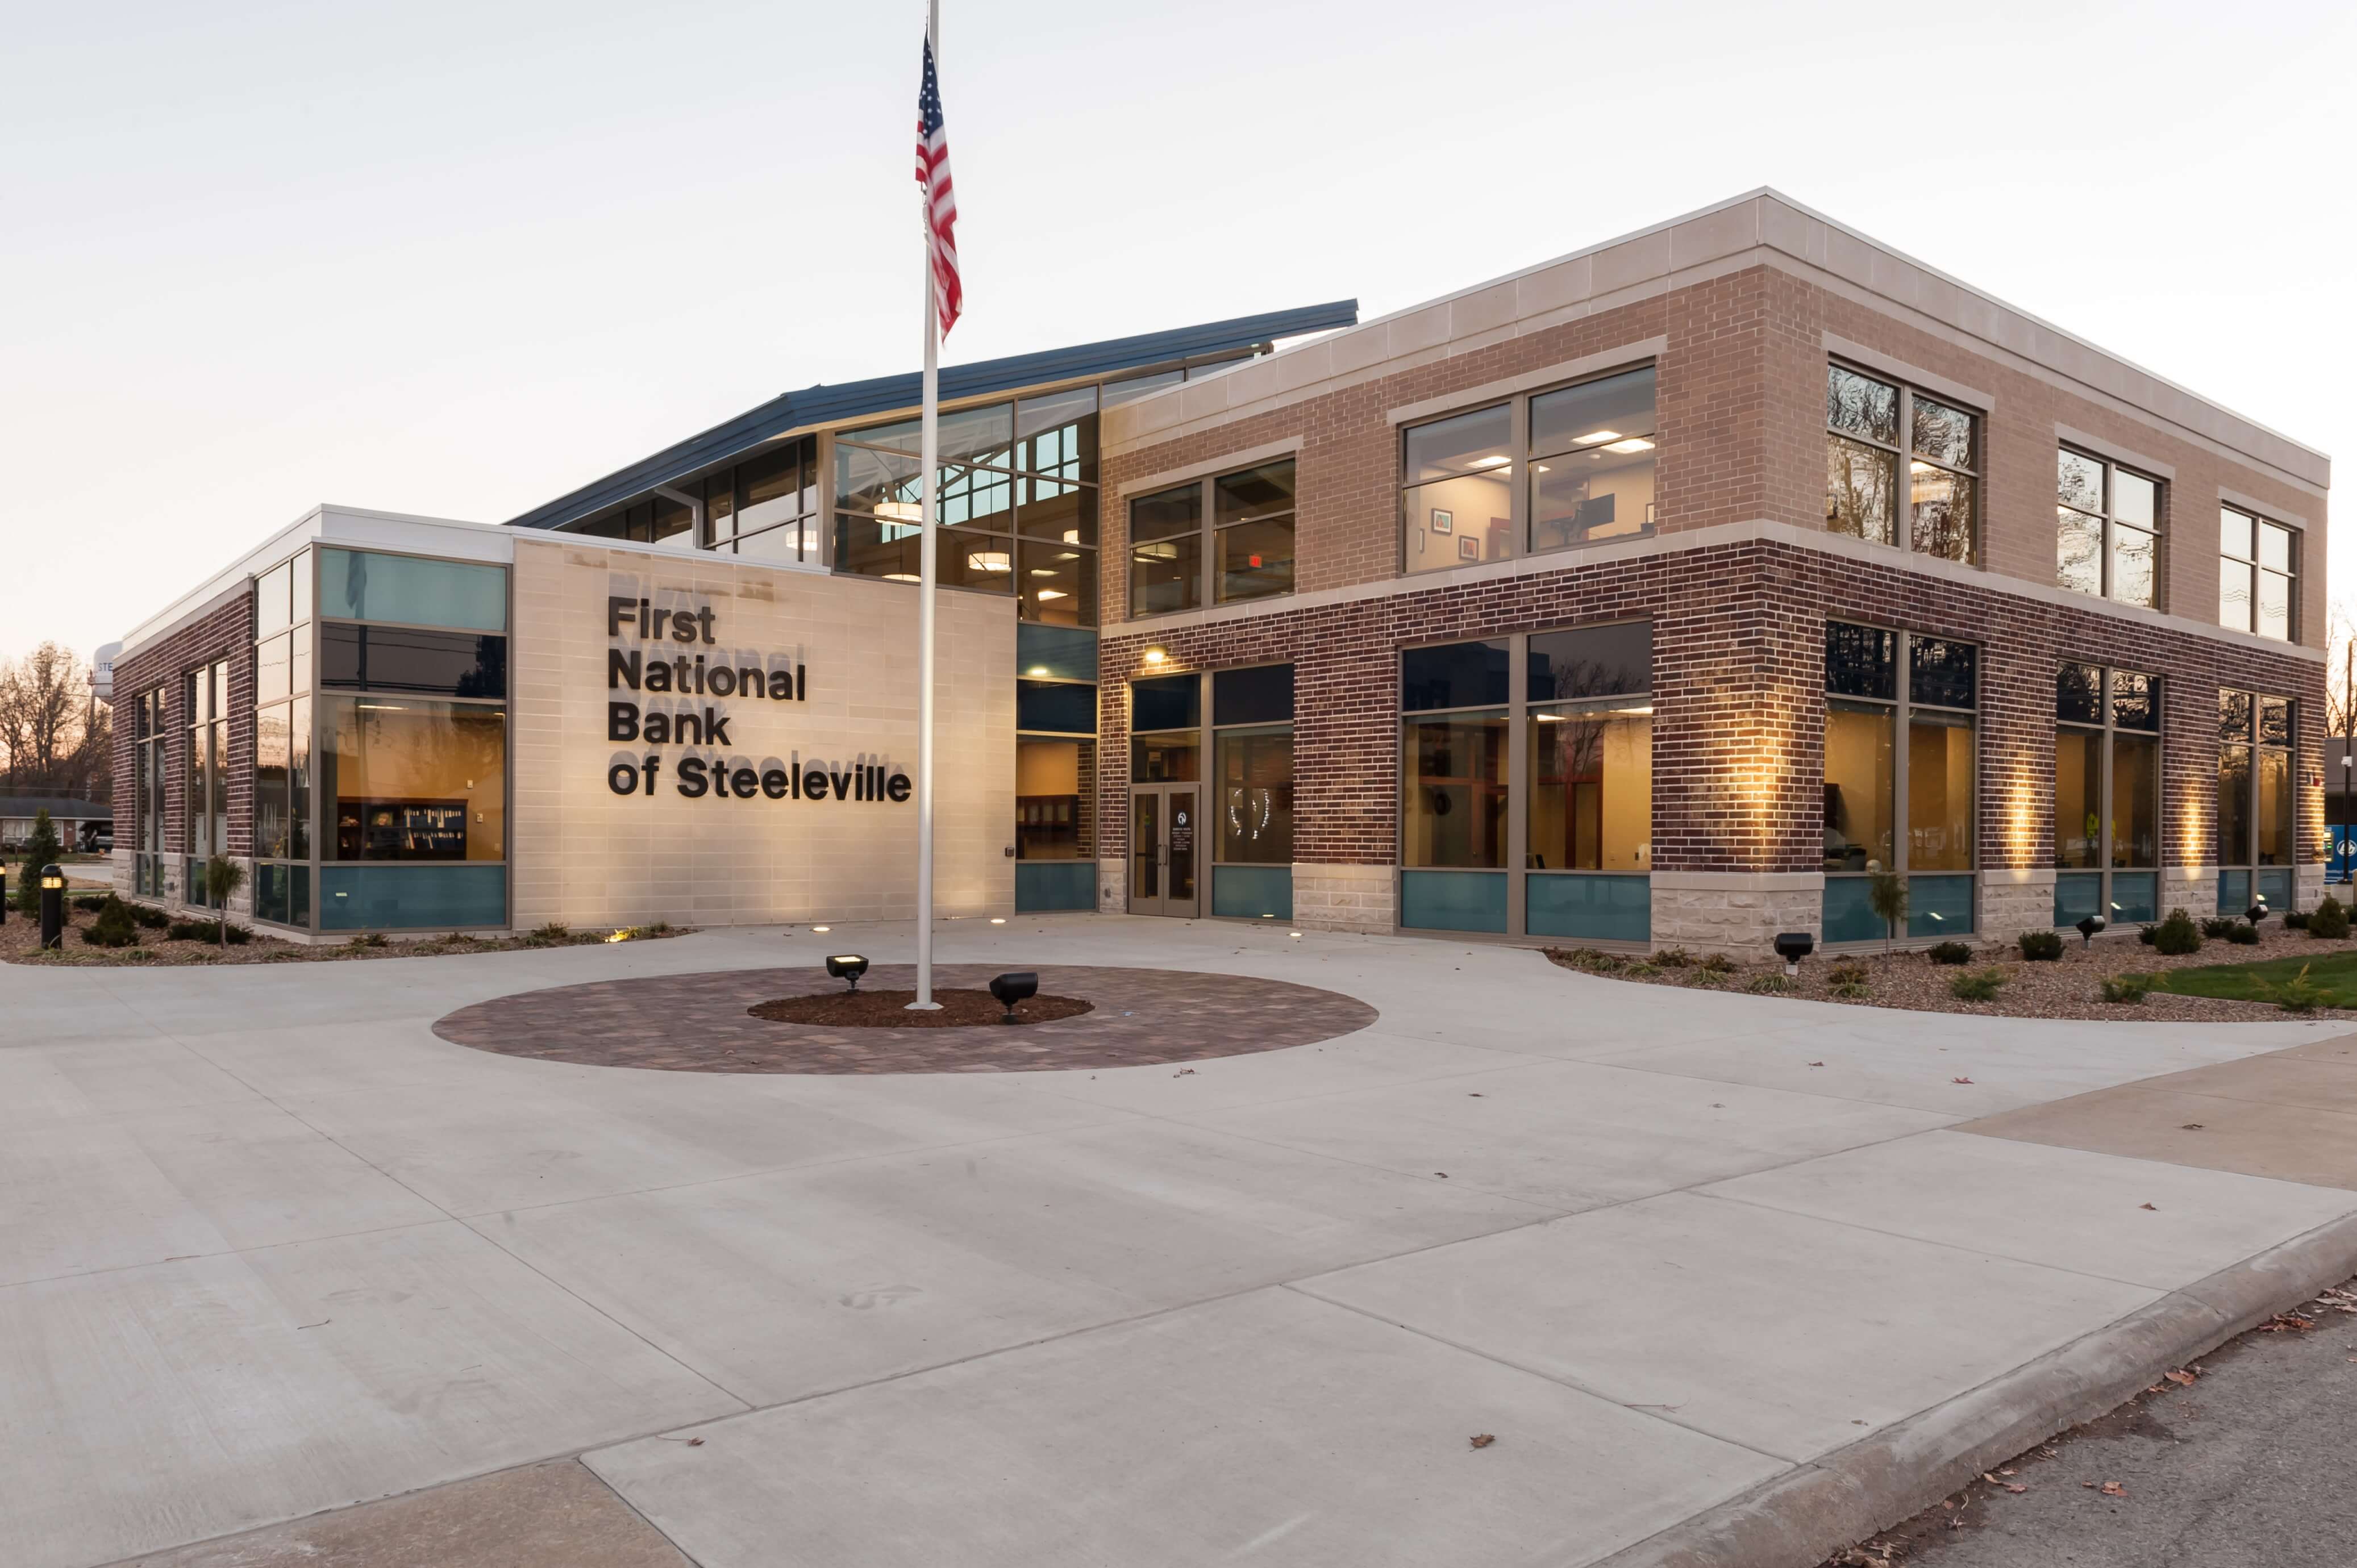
[[1430, 508, 1452, 535], [1457, 535, 1480, 561]]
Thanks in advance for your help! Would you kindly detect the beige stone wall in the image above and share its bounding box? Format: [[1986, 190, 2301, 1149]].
[[1293, 862, 1395, 935], [509, 538, 1014, 929], [1649, 871, 1821, 958]]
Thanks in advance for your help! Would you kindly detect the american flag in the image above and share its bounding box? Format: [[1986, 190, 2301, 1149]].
[[914, 34, 962, 338]]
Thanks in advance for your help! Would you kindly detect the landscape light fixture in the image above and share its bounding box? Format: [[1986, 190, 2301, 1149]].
[[2247, 902, 2269, 927], [988, 971, 1038, 1023], [1772, 931, 1815, 976], [38, 864, 66, 951], [2076, 914, 2106, 948], [825, 954, 870, 992]]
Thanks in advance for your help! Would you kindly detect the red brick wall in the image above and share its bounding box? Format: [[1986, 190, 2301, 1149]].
[[110, 593, 256, 860]]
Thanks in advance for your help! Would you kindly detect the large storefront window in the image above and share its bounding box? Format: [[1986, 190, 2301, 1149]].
[[1211, 664, 1294, 919], [1821, 623, 1979, 943], [252, 551, 314, 927], [1401, 366, 1657, 576], [184, 658, 231, 907], [2053, 663, 2161, 927], [1014, 624, 1098, 913], [309, 547, 509, 931], [1402, 623, 1651, 939], [2217, 689, 2296, 914], [134, 687, 169, 896], [834, 389, 1100, 625]]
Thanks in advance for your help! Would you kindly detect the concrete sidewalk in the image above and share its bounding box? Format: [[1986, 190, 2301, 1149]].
[[5, 916, 2354, 1568]]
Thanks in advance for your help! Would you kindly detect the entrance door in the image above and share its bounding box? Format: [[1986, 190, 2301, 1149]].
[[1128, 787, 1199, 916]]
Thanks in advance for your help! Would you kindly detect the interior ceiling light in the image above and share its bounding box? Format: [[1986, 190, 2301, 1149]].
[[1575, 430, 1622, 445], [967, 550, 1011, 572], [1603, 437, 1655, 454], [876, 500, 922, 522], [1029, 566, 1058, 576], [1469, 454, 1511, 469], [1061, 529, 1081, 544], [883, 572, 921, 582], [1026, 665, 1050, 676], [1035, 589, 1068, 600]]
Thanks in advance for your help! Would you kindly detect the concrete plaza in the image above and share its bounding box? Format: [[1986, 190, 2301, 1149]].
[[6, 917, 2356, 1567]]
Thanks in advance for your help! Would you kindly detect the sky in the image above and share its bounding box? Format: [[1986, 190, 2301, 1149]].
[[4, 0, 2351, 666]]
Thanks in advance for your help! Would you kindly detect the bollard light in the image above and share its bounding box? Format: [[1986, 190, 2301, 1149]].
[[2247, 902, 2269, 927], [988, 970, 1038, 1024], [1772, 931, 1814, 977], [2076, 914, 2106, 948], [825, 953, 870, 992], [38, 864, 66, 951], [1, 866, 7, 927]]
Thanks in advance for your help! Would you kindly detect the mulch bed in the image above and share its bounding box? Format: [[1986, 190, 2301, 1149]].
[[1547, 922, 2357, 1021], [0, 903, 691, 966], [748, 988, 1094, 1028]]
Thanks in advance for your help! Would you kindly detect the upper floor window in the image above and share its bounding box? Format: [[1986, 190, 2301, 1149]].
[[1825, 364, 1979, 564], [2220, 506, 2295, 641], [835, 389, 1099, 625], [2056, 449, 2161, 607], [1127, 457, 1296, 618], [1400, 366, 1656, 577]]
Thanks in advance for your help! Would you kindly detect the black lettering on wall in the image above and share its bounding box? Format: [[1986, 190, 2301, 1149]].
[[607, 761, 639, 795], [761, 768, 789, 799], [608, 702, 639, 742], [608, 597, 637, 636], [709, 666, 736, 698], [609, 648, 641, 690], [886, 773, 911, 802], [676, 757, 709, 797]]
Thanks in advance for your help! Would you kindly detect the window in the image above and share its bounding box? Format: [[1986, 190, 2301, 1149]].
[[2217, 690, 2296, 915], [1821, 623, 1979, 942], [2220, 507, 2296, 641], [835, 389, 1100, 625], [251, 551, 314, 926], [2053, 664, 2161, 927], [1825, 364, 1979, 564], [1211, 665, 1294, 919], [1401, 366, 1657, 576], [1013, 623, 1098, 912], [184, 658, 231, 908], [133, 686, 170, 897], [1126, 457, 1297, 618], [1401, 623, 1652, 939], [2056, 449, 2162, 607]]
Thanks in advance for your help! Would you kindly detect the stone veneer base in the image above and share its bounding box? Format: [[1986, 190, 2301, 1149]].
[[1291, 863, 1395, 935], [1647, 872, 1823, 960]]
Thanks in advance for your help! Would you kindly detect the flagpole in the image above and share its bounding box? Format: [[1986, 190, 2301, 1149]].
[[909, 0, 943, 1011]]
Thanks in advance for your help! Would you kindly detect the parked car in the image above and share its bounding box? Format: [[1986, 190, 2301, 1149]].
[[79, 823, 115, 853]]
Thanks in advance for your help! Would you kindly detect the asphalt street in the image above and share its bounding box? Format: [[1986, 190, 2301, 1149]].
[[1837, 1278, 2357, 1567]]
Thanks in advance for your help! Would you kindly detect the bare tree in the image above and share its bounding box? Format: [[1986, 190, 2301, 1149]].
[[2326, 600, 2356, 739], [0, 643, 109, 799]]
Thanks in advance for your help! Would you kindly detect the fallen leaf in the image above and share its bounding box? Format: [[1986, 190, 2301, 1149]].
[[2083, 1481, 2097, 1489], [2101, 1481, 2127, 1498], [1468, 1433, 1495, 1449], [2165, 1368, 2198, 1386], [2140, 1203, 2158, 1211], [2180, 1123, 2205, 1131], [2259, 1312, 2316, 1333], [2003, 1483, 2029, 1494], [1952, 1076, 1974, 1084], [1468, 1092, 1484, 1097], [1434, 1172, 1450, 1179], [1172, 1068, 1196, 1078], [1807, 1061, 1826, 1067], [688, 1437, 704, 1447]]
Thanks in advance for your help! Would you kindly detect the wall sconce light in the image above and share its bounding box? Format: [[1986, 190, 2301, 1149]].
[[1142, 647, 1168, 666]]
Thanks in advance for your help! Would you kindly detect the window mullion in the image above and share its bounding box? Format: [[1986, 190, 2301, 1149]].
[[1508, 398, 1529, 560], [1505, 633, 1529, 937]]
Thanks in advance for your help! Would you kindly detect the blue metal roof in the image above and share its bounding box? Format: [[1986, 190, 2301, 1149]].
[[506, 299, 1357, 532]]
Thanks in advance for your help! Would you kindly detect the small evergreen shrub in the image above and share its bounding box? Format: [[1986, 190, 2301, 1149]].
[[73, 894, 107, 912], [1926, 941, 1972, 966], [2227, 923, 2262, 945], [167, 918, 251, 945], [1948, 968, 2007, 1001], [2263, 964, 2324, 1014], [131, 903, 168, 929], [2137, 924, 2159, 945], [2285, 910, 2311, 929], [14, 810, 63, 915], [82, 896, 139, 948], [2151, 909, 2203, 957], [2309, 896, 2350, 940], [2017, 929, 2064, 962], [2201, 916, 2240, 939], [2100, 974, 2155, 1004]]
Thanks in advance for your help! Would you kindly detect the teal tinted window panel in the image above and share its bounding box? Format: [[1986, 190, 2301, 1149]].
[[319, 548, 506, 632], [1211, 865, 1292, 920], [2054, 871, 2102, 928], [2257, 868, 2292, 911], [1527, 873, 1650, 942], [1017, 679, 1096, 734], [320, 864, 506, 930], [1400, 869, 1506, 932], [1017, 622, 1098, 682], [2108, 872, 2157, 924], [255, 864, 290, 924], [2217, 869, 2251, 915], [1014, 861, 1096, 912], [1907, 874, 1975, 938], [1822, 877, 1883, 943]]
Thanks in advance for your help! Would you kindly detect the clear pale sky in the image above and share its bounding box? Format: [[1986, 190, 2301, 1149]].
[[5, 0, 2350, 663]]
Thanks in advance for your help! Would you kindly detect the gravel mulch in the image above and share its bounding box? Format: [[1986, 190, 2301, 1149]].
[[1546, 921, 2357, 1021], [748, 988, 1093, 1028], [1, 904, 692, 967]]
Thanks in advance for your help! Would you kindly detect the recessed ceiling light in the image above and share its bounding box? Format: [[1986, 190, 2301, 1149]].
[[1575, 429, 1622, 445], [883, 572, 920, 582], [1469, 454, 1511, 469], [1604, 437, 1655, 454], [1036, 589, 1068, 600], [967, 550, 1011, 572], [812, 925, 830, 932]]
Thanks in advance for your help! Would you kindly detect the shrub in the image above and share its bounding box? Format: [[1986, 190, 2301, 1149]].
[[1867, 871, 1909, 954], [2309, 896, 2351, 940], [1926, 940, 1973, 966], [1698, 953, 1736, 974], [2285, 910, 2311, 929], [1948, 967, 2007, 1002], [2262, 964, 2325, 1014], [73, 894, 107, 912], [2151, 908, 2203, 957], [168, 918, 251, 945], [2101, 974, 2155, 1004], [2201, 916, 2240, 939], [1684, 968, 1727, 989], [2137, 924, 2158, 945], [2017, 929, 2064, 962], [202, 857, 247, 948], [1745, 973, 1794, 994], [2227, 923, 2261, 946], [1826, 960, 1871, 998], [82, 896, 139, 948], [531, 921, 571, 942], [1652, 947, 1693, 969], [353, 931, 389, 948], [13, 810, 63, 916], [641, 921, 672, 935], [131, 902, 168, 929]]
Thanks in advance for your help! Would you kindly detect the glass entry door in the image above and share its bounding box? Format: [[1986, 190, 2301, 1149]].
[[1128, 787, 1198, 916]]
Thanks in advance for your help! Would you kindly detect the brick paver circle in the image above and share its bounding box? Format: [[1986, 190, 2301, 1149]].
[[431, 964, 1380, 1074]]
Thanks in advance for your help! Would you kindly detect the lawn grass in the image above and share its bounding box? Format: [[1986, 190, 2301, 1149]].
[[2144, 948, 2357, 1007]]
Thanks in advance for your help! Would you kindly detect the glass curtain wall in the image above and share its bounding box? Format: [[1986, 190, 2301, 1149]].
[[1210, 664, 1294, 919], [183, 659, 230, 907], [134, 687, 169, 896], [835, 388, 1100, 624], [2217, 690, 2296, 914], [2054, 664, 2162, 926], [1821, 623, 1979, 942], [1402, 623, 1652, 938], [251, 551, 314, 927], [1014, 623, 1098, 911], [313, 547, 510, 931]]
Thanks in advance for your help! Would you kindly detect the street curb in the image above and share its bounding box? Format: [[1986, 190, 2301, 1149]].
[[1582, 1208, 2357, 1568]]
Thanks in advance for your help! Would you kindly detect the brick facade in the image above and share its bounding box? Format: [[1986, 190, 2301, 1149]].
[[1089, 204, 2329, 950], [108, 589, 255, 906]]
